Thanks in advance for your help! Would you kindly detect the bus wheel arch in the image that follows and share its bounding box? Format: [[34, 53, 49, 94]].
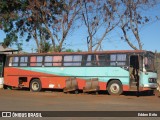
[[29, 78, 42, 92], [107, 79, 123, 95]]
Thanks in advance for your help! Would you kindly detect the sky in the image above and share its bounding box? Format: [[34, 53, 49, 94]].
[[0, 4, 160, 53], [0, 20, 160, 53]]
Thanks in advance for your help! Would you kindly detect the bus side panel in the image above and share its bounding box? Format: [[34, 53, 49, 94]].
[[40, 77, 65, 89], [4, 67, 130, 91], [4, 67, 20, 87], [123, 85, 130, 91]]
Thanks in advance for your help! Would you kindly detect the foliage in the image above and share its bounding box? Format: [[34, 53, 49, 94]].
[[0, 0, 27, 49], [119, 0, 158, 50], [0, 0, 159, 52], [81, 0, 123, 51], [64, 49, 74, 52]]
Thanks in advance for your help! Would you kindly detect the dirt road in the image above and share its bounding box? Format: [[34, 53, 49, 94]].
[[0, 89, 160, 119]]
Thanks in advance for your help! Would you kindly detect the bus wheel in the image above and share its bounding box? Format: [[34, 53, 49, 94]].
[[30, 79, 42, 92], [107, 80, 123, 95]]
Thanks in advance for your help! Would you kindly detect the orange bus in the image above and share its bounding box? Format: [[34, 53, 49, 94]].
[[3, 50, 158, 95]]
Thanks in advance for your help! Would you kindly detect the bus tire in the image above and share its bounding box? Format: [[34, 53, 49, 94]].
[[107, 80, 123, 95], [30, 79, 42, 92]]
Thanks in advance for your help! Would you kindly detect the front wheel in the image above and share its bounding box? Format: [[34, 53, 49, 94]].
[[107, 80, 123, 95], [30, 79, 42, 92]]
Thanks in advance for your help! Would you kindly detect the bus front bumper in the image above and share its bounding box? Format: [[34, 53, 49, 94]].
[[143, 83, 158, 89]]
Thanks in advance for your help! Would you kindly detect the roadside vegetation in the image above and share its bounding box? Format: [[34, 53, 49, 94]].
[[0, 0, 159, 52]]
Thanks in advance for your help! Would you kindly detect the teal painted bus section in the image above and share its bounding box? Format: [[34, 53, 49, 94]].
[[19, 67, 130, 85], [140, 72, 157, 86]]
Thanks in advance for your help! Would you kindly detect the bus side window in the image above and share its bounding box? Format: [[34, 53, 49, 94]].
[[64, 55, 73, 66], [20, 56, 28, 66], [30, 56, 43, 66], [53, 56, 62, 66], [86, 55, 91, 66], [98, 55, 106, 66], [117, 54, 126, 66], [44, 56, 53, 66], [110, 54, 116, 66], [81, 55, 87, 66], [12, 57, 19, 66], [36, 56, 43, 66], [30, 56, 36, 66], [106, 54, 110, 66], [9, 57, 13, 66], [72, 55, 82, 66]]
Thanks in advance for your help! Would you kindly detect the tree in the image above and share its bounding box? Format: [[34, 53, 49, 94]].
[[14, 0, 66, 53], [119, 0, 158, 50], [0, 0, 26, 49], [51, 0, 82, 52], [1, 0, 82, 53], [81, 0, 121, 52]]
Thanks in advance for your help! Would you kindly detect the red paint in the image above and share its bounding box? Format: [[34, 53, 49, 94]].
[[4, 67, 131, 92], [123, 85, 130, 91], [4, 67, 107, 90]]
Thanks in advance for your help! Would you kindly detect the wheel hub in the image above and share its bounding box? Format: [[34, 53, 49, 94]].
[[32, 82, 39, 91], [110, 83, 120, 93]]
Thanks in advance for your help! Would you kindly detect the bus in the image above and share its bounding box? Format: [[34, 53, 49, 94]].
[[0, 53, 6, 89], [2, 50, 158, 95]]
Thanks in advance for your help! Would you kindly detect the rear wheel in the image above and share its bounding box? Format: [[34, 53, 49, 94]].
[[30, 79, 42, 92], [107, 80, 123, 95]]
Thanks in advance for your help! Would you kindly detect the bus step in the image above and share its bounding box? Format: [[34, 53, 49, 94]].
[[83, 78, 100, 93], [130, 86, 138, 91], [131, 82, 137, 86]]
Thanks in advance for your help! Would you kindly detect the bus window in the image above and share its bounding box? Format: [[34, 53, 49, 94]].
[[144, 56, 154, 72], [63, 55, 82, 66], [30, 56, 36, 66], [110, 54, 116, 66], [86, 55, 92, 66], [9, 57, 13, 66], [36, 56, 43, 66], [30, 56, 43, 66], [53, 56, 62, 66], [110, 54, 126, 66], [98, 55, 106, 66], [117, 54, 126, 66], [72, 55, 82, 66], [20, 56, 28, 66], [63, 55, 72, 66], [106, 54, 110, 66], [11, 57, 19, 66], [44, 56, 53, 66]]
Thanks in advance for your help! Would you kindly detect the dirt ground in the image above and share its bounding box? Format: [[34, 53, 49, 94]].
[[0, 89, 160, 120]]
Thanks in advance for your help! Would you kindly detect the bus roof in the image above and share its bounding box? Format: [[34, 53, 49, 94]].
[[6, 50, 154, 56]]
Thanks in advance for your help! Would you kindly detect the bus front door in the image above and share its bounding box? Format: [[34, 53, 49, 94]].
[[129, 55, 139, 91]]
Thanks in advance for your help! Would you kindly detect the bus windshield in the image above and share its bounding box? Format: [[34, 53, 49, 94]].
[[144, 53, 155, 72]]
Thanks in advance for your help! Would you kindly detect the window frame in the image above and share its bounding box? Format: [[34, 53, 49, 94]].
[[63, 55, 82, 67], [30, 55, 44, 67], [19, 56, 28, 67], [6, 53, 129, 67]]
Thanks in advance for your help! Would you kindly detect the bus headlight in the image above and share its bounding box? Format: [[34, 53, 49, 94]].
[[148, 78, 157, 83]]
